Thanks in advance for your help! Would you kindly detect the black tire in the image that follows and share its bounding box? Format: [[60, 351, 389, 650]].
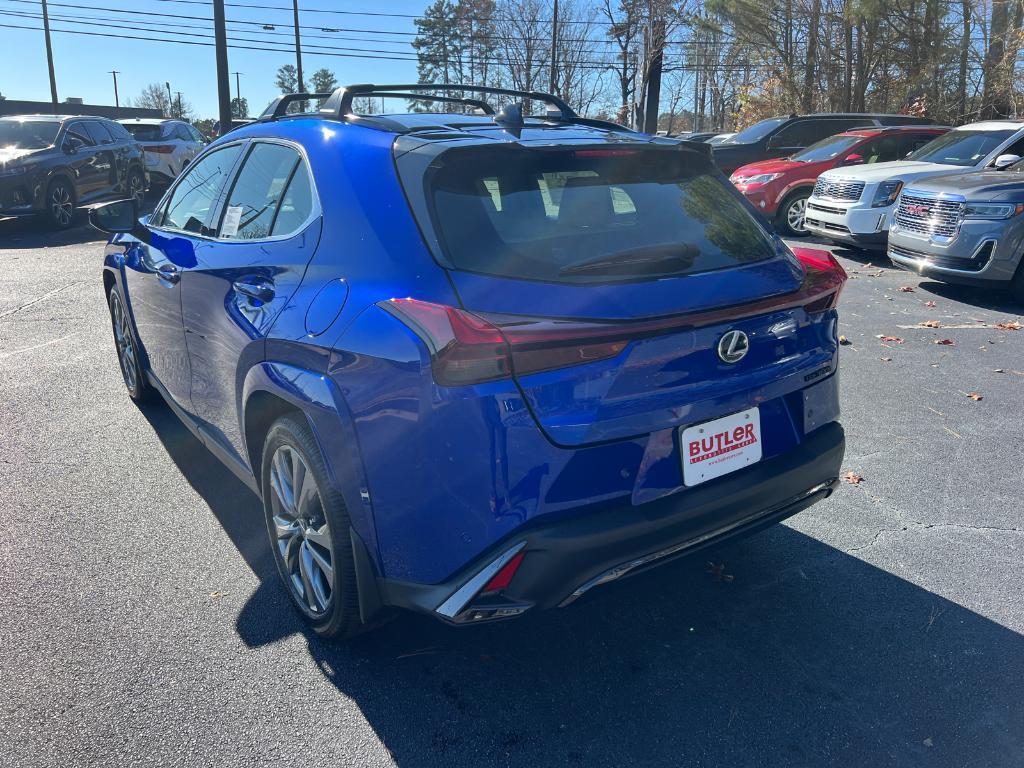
[[126, 167, 146, 207], [776, 190, 811, 237], [44, 177, 76, 230], [1010, 261, 1024, 305], [107, 289, 152, 403], [261, 416, 362, 639]]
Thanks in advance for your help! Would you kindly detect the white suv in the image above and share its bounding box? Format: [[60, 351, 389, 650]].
[[119, 119, 205, 187], [803, 121, 1024, 248]]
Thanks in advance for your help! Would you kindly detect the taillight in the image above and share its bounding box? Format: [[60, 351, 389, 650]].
[[144, 144, 176, 154], [381, 298, 628, 386], [382, 249, 846, 387], [791, 247, 847, 314]]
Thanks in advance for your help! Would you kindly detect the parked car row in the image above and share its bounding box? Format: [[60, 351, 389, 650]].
[[722, 114, 1024, 300], [0, 114, 208, 229]]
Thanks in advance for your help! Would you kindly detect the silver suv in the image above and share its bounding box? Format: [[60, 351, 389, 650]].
[[888, 165, 1024, 301]]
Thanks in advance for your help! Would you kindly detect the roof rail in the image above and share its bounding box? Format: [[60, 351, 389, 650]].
[[319, 83, 578, 122], [260, 92, 334, 119]]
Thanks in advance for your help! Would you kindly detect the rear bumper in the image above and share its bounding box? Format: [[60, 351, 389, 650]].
[[380, 420, 845, 623]]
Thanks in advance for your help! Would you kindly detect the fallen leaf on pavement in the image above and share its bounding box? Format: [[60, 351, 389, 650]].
[[209, 591, 228, 599], [843, 471, 864, 485], [967, 392, 983, 401], [898, 285, 915, 292], [879, 335, 904, 343], [994, 320, 1022, 331], [839, 335, 851, 345], [934, 338, 955, 345], [994, 368, 1005, 373], [880, 357, 892, 362], [925, 301, 937, 307], [919, 320, 941, 328]]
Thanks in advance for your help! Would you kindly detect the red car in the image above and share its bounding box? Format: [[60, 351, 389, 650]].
[[729, 125, 949, 236]]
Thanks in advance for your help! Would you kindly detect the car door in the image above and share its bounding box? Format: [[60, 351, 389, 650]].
[[179, 140, 321, 464], [61, 121, 104, 200], [81, 120, 119, 198], [121, 142, 245, 407]]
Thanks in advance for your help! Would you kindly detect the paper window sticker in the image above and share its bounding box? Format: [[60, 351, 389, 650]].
[[221, 206, 243, 238]]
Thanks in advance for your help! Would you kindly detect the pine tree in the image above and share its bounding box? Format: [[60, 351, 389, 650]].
[[311, 68, 338, 94], [412, 0, 463, 110], [275, 64, 298, 94]]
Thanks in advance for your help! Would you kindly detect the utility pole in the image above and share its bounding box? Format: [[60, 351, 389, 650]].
[[292, 0, 304, 93], [165, 81, 173, 116], [41, 0, 58, 112], [109, 70, 120, 110], [176, 92, 182, 119], [213, 0, 233, 130], [232, 71, 243, 103], [549, 0, 559, 94]]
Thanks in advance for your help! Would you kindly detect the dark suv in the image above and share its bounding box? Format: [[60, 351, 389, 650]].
[[0, 114, 147, 229], [712, 114, 936, 176]]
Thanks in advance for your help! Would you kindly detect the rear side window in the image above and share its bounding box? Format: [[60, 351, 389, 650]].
[[155, 143, 242, 235], [218, 143, 311, 240], [106, 122, 132, 141], [425, 147, 777, 282]]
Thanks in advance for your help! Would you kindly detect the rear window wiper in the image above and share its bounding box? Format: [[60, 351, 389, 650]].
[[558, 244, 699, 276]]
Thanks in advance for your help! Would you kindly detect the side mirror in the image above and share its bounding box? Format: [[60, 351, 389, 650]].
[[89, 199, 140, 235], [993, 153, 1021, 169], [840, 153, 865, 166]]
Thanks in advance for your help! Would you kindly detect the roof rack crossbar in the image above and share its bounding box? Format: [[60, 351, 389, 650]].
[[321, 83, 578, 122], [261, 92, 334, 119], [348, 92, 496, 115]]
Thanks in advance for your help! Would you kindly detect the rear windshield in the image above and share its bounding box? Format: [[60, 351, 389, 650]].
[[426, 147, 776, 282], [122, 123, 166, 141], [906, 129, 1016, 166]]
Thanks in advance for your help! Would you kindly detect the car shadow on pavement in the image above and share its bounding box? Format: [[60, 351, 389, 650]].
[[919, 280, 1023, 312], [0, 216, 110, 250], [141, 397, 1024, 768]]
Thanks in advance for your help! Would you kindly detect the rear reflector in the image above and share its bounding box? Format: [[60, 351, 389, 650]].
[[381, 247, 846, 387], [481, 551, 525, 593]]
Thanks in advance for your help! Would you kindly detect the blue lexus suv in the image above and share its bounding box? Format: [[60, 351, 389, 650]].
[[91, 85, 848, 638]]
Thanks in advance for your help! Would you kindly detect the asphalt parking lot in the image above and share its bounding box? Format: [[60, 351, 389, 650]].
[[1, 213, 1022, 768]]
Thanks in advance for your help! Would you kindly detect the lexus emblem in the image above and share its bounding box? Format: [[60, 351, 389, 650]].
[[718, 330, 749, 364]]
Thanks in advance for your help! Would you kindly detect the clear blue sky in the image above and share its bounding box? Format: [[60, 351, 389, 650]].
[[0, 0, 426, 118]]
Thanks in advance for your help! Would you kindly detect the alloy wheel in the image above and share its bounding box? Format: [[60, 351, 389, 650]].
[[109, 293, 138, 392], [269, 445, 334, 615], [787, 196, 808, 233], [50, 184, 73, 228], [129, 173, 145, 207]]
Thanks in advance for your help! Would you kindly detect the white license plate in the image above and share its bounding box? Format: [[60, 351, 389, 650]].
[[680, 407, 762, 486]]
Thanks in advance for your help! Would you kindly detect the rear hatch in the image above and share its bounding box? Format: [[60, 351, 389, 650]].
[[394, 139, 842, 447]]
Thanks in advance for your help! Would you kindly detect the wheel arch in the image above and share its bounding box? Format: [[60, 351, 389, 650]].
[[240, 362, 378, 558]]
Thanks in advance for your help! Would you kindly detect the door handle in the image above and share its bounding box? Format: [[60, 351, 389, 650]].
[[233, 278, 275, 304], [156, 263, 180, 284]]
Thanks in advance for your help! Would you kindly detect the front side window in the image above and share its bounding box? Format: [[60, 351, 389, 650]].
[[218, 143, 311, 240], [791, 134, 862, 162], [65, 123, 95, 149], [425, 146, 777, 283], [0, 119, 61, 149], [856, 135, 901, 163], [155, 143, 243, 235], [83, 121, 114, 145], [906, 129, 1016, 166], [721, 118, 787, 145]]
